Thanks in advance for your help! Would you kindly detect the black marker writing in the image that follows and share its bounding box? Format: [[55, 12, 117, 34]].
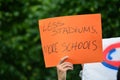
[[44, 42, 58, 54], [43, 21, 64, 32], [92, 40, 97, 51], [62, 40, 97, 52], [52, 25, 97, 36], [43, 21, 97, 36]]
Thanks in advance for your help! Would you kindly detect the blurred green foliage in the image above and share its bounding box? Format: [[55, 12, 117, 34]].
[[0, 0, 120, 80]]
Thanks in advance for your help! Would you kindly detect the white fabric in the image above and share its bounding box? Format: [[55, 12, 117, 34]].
[[81, 37, 120, 80]]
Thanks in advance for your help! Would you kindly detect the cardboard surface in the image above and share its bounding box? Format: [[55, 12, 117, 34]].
[[38, 14, 103, 67]]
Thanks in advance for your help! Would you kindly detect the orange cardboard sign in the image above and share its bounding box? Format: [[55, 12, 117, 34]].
[[38, 13, 103, 68]]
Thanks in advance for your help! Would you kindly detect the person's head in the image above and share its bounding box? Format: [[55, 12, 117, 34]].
[[117, 66, 120, 80]]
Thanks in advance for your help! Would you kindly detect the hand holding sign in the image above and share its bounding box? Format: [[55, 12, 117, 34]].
[[38, 13, 103, 68]]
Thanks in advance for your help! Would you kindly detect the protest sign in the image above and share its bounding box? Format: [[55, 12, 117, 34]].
[[38, 14, 103, 67], [82, 37, 120, 80]]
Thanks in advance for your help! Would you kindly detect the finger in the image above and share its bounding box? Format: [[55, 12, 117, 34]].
[[61, 62, 73, 67], [63, 66, 73, 71], [62, 64, 73, 69], [58, 64, 73, 72], [61, 62, 73, 70], [59, 56, 69, 64], [57, 62, 73, 71]]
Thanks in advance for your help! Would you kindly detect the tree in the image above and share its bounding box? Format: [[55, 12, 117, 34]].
[[0, 0, 120, 80]]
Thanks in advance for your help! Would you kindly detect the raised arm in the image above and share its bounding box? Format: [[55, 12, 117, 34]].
[[56, 56, 73, 80]]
